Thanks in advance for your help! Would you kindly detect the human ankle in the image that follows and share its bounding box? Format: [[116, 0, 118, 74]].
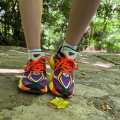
[[61, 41, 77, 52]]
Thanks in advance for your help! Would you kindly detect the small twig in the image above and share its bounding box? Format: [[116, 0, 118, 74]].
[[112, 114, 117, 120], [40, 98, 48, 103]]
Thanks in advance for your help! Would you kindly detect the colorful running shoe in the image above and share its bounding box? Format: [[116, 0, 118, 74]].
[[49, 46, 79, 97], [18, 51, 50, 93]]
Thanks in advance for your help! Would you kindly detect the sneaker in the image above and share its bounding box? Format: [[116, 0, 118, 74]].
[[18, 51, 50, 93], [49, 46, 79, 97]]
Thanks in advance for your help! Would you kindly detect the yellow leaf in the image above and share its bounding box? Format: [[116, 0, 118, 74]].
[[49, 97, 69, 109]]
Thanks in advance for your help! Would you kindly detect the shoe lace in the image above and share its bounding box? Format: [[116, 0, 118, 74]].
[[53, 56, 79, 74], [24, 56, 50, 74]]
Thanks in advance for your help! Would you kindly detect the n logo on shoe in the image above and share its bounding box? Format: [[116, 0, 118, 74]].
[[68, 52, 74, 56], [33, 54, 40, 58]]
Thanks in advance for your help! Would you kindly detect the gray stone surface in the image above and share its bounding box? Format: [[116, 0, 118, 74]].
[[109, 96, 120, 110], [0, 46, 120, 120], [74, 84, 108, 98], [0, 95, 110, 120]]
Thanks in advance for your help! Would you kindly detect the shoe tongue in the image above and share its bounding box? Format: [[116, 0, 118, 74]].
[[30, 51, 45, 61], [62, 46, 78, 59]]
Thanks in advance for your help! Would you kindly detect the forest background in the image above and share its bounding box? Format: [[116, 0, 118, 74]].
[[0, 0, 120, 52]]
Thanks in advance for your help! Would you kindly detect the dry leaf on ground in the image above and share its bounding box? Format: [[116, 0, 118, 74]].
[[101, 105, 112, 110], [87, 102, 92, 106]]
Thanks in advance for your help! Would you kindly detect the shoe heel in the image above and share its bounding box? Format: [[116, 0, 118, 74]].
[[50, 54, 55, 69]]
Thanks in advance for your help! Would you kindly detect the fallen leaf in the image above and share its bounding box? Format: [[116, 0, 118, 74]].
[[58, 100, 64, 105], [101, 105, 112, 110], [49, 97, 69, 109], [106, 105, 112, 110], [87, 102, 92, 106], [101, 105, 107, 110], [0, 84, 1, 86]]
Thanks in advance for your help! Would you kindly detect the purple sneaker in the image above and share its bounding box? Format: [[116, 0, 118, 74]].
[[18, 51, 50, 93], [49, 46, 79, 97]]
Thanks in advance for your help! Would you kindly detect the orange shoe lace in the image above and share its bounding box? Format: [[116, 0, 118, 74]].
[[24, 56, 50, 74], [53, 56, 79, 74]]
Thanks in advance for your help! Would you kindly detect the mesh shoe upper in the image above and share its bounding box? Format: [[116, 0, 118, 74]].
[[50, 46, 79, 97], [19, 51, 50, 92]]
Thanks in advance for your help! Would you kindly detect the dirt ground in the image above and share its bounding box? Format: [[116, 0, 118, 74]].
[[0, 45, 120, 120]]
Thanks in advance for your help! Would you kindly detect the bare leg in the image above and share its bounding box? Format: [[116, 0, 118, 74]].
[[65, 0, 101, 46], [18, 0, 43, 50]]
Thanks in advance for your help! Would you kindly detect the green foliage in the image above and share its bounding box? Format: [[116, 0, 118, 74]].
[[88, 0, 120, 52], [0, 0, 120, 52], [0, 0, 25, 46]]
